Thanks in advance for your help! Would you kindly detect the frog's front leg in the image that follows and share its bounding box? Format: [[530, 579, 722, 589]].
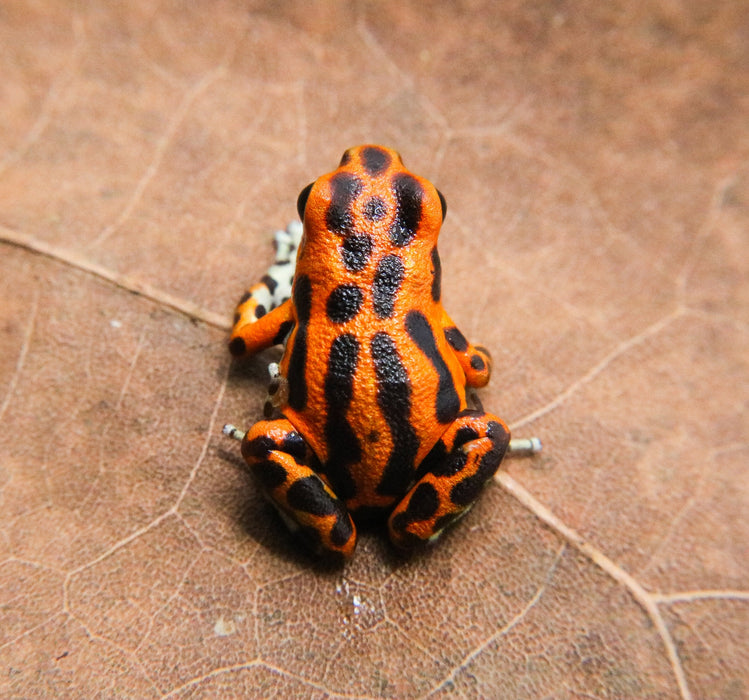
[[241, 418, 357, 559], [388, 410, 510, 550]]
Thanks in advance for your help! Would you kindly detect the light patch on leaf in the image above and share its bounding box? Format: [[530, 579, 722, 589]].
[[213, 616, 237, 637]]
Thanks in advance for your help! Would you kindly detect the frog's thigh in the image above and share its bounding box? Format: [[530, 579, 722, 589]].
[[388, 410, 510, 550], [241, 418, 357, 559]]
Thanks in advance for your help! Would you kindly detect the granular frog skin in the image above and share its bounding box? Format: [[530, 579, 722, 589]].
[[229, 145, 510, 559]]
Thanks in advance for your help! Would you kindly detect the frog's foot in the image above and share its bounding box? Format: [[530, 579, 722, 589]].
[[388, 410, 510, 550], [241, 418, 357, 559]]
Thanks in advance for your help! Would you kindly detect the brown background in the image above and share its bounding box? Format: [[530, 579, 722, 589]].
[[1, 1, 747, 698]]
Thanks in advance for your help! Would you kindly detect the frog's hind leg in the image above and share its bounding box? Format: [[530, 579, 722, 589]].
[[241, 418, 357, 560], [388, 410, 510, 550]]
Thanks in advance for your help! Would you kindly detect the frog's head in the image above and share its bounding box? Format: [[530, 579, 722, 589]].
[[296, 145, 447, 252]]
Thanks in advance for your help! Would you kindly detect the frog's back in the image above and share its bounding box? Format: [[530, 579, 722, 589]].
[[277, 146, 468, 512]]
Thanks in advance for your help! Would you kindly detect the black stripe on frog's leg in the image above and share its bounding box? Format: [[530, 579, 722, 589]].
[[470, 354, 486, 371], [413, 413, 483, 483], [405, 310, 460, 423], [389, 173, 424, 247], [272, 319, 295, 346], [250, 460, 289, 490], [372, 255, 405, 319], [327, 172, 363, 235], [388, 482, 441, 540], [329, 506, 355, 547], [370, 332, 420, 497], [444, 326, 468, 353], [403, 482, 439, 521], [285, 477, 353, 548], [388, 411, 509, 550], [323, 333, 361, 500], [450, 420, 510, 507], [287, 274, 312, 410], [286, 475, 337, 516]]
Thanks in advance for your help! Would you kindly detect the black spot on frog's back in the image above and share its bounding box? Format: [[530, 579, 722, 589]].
[[364, 196, 388, 222], [372, 255, 404, 319], [322, 333, 361, 500], [361, 146, 392, 175], [327, 172, 363, 235], [389, 173, 424, 247], [326, 284, 364, 324], [341, 234, 373, 272], [370, 332, 420, 497]]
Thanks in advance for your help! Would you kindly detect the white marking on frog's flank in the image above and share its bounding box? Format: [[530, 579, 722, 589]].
[[233, 222, 303, 325], [274, 220, 303, 261], [252, 285, 272, 309], [265, 221, 303, 308]]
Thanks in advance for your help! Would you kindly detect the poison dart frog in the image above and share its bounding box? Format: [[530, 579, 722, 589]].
[[228, 145, 510, 559]]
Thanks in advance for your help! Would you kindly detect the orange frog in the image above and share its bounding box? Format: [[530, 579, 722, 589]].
[[227, 145, 517, 559]]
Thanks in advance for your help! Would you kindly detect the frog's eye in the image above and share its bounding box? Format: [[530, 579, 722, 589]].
[[437, 189, 447, 221], [297, 182, 314, 221]]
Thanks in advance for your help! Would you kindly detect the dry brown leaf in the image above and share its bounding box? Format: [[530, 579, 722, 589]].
[[1, 2, 747, 698]]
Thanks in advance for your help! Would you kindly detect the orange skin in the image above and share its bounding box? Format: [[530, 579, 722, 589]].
[[230, 146, 508, 559]]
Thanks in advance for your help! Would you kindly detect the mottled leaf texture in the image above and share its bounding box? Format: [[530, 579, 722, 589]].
[[1, 2, 747, 699]]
